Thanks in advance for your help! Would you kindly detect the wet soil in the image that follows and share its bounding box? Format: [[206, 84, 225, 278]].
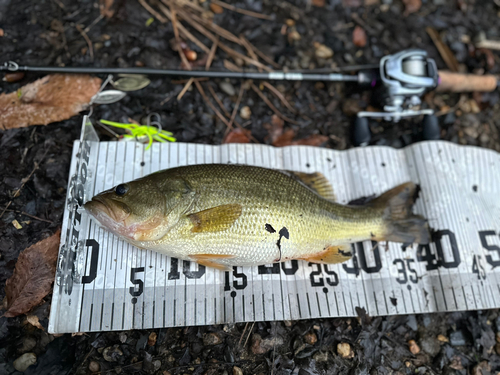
[[1, 0, 500, 374]]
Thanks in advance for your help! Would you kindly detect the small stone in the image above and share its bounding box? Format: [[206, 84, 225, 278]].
[[163, 371, 171, 375], [469, 99, 480, 113], [313, 351, 328, 362], [337, 342, 354, 359], [233, 366, 243, 375], [314, 43, 333, 59], [148, 332, 157, 346], [12, 219, 22, 229], [20, 337, 37, 353], [472, 361, 491, 375], [119, 333, 127, 343], [209, 3, 224, 13], [450, 330, 467, 346], [219, 82, 236, 96], [480, 133, 489, 144], [288, 30, 301, 42], [115, 367, 122, 374], [304, 332, 317, 345], [251, 334, 284, 355], [103, 345, 123, 362], [464, 126, 478, 138], [89, 361, 100, 372], [285, 19, 295, 27], [13, 353, 37, 372], [184, 50, 197, 62], [352, 26, 367, 47], [408, 340, 420, 355], [240, 106, 252, 120], [283, 320, 293, 327], [203, 332, 223, 346], [406, 315, 418, 331], [420, 337, 439, 356], [437, 334, 449, 343]]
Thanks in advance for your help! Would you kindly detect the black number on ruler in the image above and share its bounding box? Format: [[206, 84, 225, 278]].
[[258, 261, 299, 276], [417, 230, 461, 270], [129, 267, 145, 304], [479, 230, 500, 268], [472, 255, 486, 280], [309, 263, 339, 287], [168, 258, 180, 280], [342, 242, 382, 275], [224, 267, 248, 291], [82, 239, 99, 284], [434, 230, 461, 268], [393, 259, 418, 284], [183, 261, 206, 279]]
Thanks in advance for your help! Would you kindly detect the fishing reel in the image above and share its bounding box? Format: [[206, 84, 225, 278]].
[[353, 49, 441, 146]]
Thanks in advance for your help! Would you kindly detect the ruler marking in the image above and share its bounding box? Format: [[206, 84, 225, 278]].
[[252, 294, 256, 321], [110, 303, 114, 330], [89, 303, 94, 331], [296, 294, 302, 318], [306, 293, 312, 317], [100, 303, 104, 331], [262, 294, 265, 320], [242, 295, 245, 321], [373, 291, 380, 316]]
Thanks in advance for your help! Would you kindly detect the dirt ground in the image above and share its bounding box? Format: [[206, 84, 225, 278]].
[[1, 0, 500, 374]]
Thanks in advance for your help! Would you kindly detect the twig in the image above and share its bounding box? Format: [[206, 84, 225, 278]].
[[243, 321, 255, 348], [167, 3, 271, 71], [75, 24, 94, 61], [426, 27, 459, 72], [262, 81, 297, 114], [239, 322, 249, 346], [138, 0, 168, 23], [239, 35, 262, 72], [224, 59, 243, 72], [228, 83, 245, 128], [171, 77, 209, 84], [207, 84, 231, 117], [206, 37, 219, 70], [171, 6, 192, 70], [0, 149, 49, 221], [212, 0, 273, 20], [177, 77, 194, 100], [84, 14, 104, 33], [96, 361, 143, 374], [157, 2, 210, 53], [250, 83, 297, 124], [240, 35, 281, 69], [194, 81, 232, 128]]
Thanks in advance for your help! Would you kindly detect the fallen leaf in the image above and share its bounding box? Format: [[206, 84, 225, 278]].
[[100, 0, 115, 18], [223, 128, 251, 144], [353, 26, 367, 47], [273, 128, 296, 147], [4, 229, 61, 317], [26, 315, 44, 330], [402, 0, 421, 15], [263, 115, 285, 144], [292, 134, 329, 146], [0, 74, 101, 130]]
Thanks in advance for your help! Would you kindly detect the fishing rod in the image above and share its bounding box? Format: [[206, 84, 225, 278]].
[[3, 49, 499, 146]]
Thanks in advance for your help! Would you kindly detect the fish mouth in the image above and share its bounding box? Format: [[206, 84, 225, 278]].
[[84, 197, 133, 239]]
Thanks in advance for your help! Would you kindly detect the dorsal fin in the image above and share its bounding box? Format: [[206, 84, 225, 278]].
[[285, 171, 336, 202]]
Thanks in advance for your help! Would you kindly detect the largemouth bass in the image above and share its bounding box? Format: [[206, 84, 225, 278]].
[[84, 164, 430, 271]]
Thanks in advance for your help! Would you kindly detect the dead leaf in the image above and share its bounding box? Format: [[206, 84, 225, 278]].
[[402, 0, 421, 15], [292, 134, 329, 146], [353, 26, 367, 47], [223, 128, 251, 144], [26, 315, 44, 330], [312, 0, 325, 7], [272, 128, 296, 147], [263, 115, 285, 144], [100, 0, 115, 18], [4, 229, 61, 318], [0, 74, 101, 130]]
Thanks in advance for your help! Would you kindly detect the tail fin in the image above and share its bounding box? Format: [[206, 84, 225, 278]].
[[370, 182, 430, 245]]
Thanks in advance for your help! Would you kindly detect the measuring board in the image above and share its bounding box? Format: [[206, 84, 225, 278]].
[[48, 116, 500, 334]]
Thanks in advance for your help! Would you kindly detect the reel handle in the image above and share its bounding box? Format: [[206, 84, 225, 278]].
[[436, 71, 499, 93]]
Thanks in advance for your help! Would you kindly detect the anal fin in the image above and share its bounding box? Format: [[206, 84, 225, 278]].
[[299, 244, 352, 264], [189, 254, 235, 272]]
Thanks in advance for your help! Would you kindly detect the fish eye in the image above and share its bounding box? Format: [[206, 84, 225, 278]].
[[115, 184, 129, 196]]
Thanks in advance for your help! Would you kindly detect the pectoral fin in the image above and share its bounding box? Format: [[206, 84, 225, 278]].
[[287, 171, 336, 202], [299, 244, 352, 264], [189, 254, 235, 272], [188, 204, 242, 233]]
